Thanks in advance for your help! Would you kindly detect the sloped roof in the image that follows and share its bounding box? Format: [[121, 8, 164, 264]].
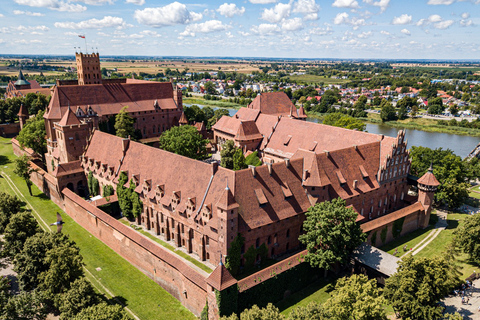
[[216, 186, 239, 210], [417, 166, 440, 187], [235, 120, 263, 141], [361, 201, 425, 232], [14, 70, 30, 86], [234, 108, 260, 121], [57, 106, 81, 126], [45, 81, 178, 120], [247, 92, 295, 116], [18, 104, 28, 117], [179, 111, 188, 124], [352, 243, 400, 277], [206, 263, 237, 291]]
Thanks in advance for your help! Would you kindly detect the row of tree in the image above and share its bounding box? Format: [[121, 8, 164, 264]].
[[0, 191, 132, 319], [0, 93, 49, 124]]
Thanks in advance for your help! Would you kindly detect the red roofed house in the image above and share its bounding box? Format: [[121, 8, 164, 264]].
[[5, 70, 52, 99]]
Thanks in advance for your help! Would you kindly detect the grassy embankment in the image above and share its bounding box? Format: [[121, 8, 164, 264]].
[[183, 97, 243, 109], [0, 137, 195, 320]]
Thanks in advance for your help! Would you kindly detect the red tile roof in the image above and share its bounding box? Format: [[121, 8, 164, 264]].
[[417, 170, 440, 187], [57, 106, 81, 126], [361, 201, 425, 232], [235, 120, 263, 141], [205, 263, 237, 291], [18, 104, 28, 117], [247, 92, 295, 116], [45, 82, 178, 120]]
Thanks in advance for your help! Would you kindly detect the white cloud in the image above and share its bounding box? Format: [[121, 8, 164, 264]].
[[140, 30, 161, 37], [401, 28, 411, 35], [239, 31, 250, 36], [225, 31, 234, 38], [134, 2, 202, 27], [251, 23, 281, 35], [217, 3, 245, 17], [427, 0, 455, 4], [55, 16, 128, 29], [363, 0, 389, 12], [310, 25, 333, 35], [380, 30, 390, 35], [14, 0, 86, 12], [261, 3, 291, 23], [460, 19, 474, 26], [179, 20, 230, 37], [13, 10, 45, 16], [434, 19, 454, 29], [125, 0, 145, 5], [0, 14, 3, 18], [332, 0, 359, 8], [249, 0, 277, 3], [293, 0, 320, 20], [281, 17, 304, 31], [1, 25, 50, 34], [75, 0, 114, 5], [357, 31, 372, 38], [461, 12, 470, 19], [392, 14, 412, 25], [333, 12, 349, 24]]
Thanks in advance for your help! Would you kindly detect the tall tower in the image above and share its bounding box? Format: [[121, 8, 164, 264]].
[[54, 106, 90, 164], [18, 103, 29, 130], [76, 52, 102, 85], [417, 164, 440, 228]]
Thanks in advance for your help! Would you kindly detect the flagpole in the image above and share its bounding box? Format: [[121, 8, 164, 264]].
[[84, 36, 87, 54]]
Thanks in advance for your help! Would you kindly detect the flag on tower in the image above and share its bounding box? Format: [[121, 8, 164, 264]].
[[78, 35, 85, 39]]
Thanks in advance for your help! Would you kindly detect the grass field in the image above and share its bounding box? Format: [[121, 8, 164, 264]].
[[284, 74, 350, 85], [0, 138, 195, 320], [183, 97, 243, 109]]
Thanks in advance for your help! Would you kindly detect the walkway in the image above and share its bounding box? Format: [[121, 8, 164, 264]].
[[442, 278, 480, 320], [400, 210, 448, 258]]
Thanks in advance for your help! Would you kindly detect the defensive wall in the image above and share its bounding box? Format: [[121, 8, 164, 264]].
[[0, 123, 20, 137], [62, 189, 208, 317]]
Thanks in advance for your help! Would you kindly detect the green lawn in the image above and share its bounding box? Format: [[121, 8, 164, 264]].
[[414, 213, 478, 279], [284, 74, 350, 85], [183, 97, 243, 109], [0, 138, 195, 320], [118, 219, 212, 273], [277, 277, 335, 316], [380, 224, 435, 256]]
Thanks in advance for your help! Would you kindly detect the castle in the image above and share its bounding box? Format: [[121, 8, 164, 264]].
[[12, 52, 439, 319]]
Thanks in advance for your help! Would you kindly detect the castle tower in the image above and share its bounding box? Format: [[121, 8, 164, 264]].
[[417, 164, 440, 228], [18, 103, 29, 130], [216, 183, 239, 259], [76, 52, 102, 85], [179, 111, 188, 126], [14, 70, 30, 89], [54, 106, 90, 164]]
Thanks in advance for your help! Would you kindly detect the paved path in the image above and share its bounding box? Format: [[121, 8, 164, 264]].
[[442, 278, 480, 319], [399, 210, 448, 258]]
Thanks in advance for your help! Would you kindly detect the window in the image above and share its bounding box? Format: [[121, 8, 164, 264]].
[[286, 229, 290, 238], [256, 238, 260, 248], [268, 236, 271, 244], [274, 233, 277, 244]]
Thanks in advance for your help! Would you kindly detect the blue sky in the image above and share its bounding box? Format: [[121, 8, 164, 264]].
[[0, 0, 478, 59]]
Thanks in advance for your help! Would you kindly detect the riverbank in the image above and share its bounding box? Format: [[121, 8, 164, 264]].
[[183, 97, 243, 109], [305, 111, 480, 137]]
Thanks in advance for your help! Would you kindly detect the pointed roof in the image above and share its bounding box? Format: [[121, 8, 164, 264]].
[[235, 120, 263, 141], [18, 104, 28, 117], [297, 105, 307, 118], [58, 106, 81, 126], [216, 185, 239, 210], [417, 164, 440, 187], [205, 262, 237, 291], [179, 111, 188, 124], [14, 70, 30, 86]]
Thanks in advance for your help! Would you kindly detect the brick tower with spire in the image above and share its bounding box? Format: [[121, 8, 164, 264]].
[[417, 163, 440, 228]]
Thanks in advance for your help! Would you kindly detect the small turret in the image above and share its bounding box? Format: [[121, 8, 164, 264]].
[[18, 103, 29, 130], [417, 163, 440, 228]]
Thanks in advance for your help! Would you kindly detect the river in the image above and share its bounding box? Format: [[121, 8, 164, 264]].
[[191, 105, 480, 158]]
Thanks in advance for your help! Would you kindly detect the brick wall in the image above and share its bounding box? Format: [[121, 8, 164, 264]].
[[0, 123, 20, 137], [62, 189, 208, 317]]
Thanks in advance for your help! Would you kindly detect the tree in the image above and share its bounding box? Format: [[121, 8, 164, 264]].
[[299, 198, 366, 272], [380, 102, 397, 122], [72, 302, 133, 320], [397, 105, 408, 120], [225, 233, 244, 276], [158, 125, 208, 160], [58, 277, 101, 319], [17, 111, 47, 163], [428, 97, 444, 115], [14, 154, 35, 196], [221, 303, 284, 320], [322, 274, 387, 320], [0, 192, 23, 233], [454, 213, 480, 262], [288, 301, 326, 320], [184, 105, 206, 123], [2, 290, 48, 320], [409, 146, 470, 209], [233, 149, 246, 171], [245, 151, 262, 167], [323, 113, 366, 131], [220, 140, 236, 169], [384, 256, 459, 320], [87, 172, 99, 197], [3, 211, 41, 259], [208, 108, 230, 129], [204, 81, 216, 95], [114, 106, 135, 139]]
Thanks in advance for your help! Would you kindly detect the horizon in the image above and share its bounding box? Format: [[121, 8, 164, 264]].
[[0, 0, 478, 59]]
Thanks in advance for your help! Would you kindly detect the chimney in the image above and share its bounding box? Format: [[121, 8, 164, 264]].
[[122, 137, 130, 154], [284, 158, 290, 168], [324, 150, 329, 157], [212, 162, 218, 175], [353, 180, 358, 189], [249, 165, 256, 177], [267, 162, 272, 175]]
